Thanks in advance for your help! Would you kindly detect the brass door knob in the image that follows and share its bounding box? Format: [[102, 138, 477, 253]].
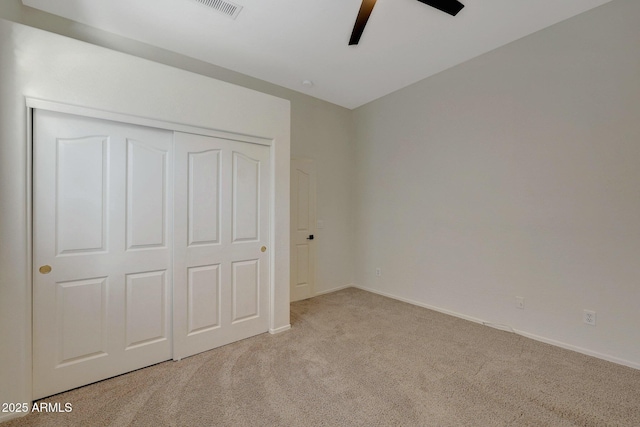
[[39, 265, 52, 274], [261, 246, 267, 252]]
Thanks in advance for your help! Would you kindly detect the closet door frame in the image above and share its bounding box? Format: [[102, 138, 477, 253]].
[[25, 98, 286, 396]]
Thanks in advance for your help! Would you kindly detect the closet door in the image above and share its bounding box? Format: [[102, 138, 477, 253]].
[[173, 132, 270, 360], [33, 110, 173, 399]]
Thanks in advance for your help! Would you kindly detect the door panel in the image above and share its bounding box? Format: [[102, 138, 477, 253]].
[[187, 264, 221, 334], [174, 133, 270, 360], [232, 259, 260, 322], [232, 152, 260, 242], [296, 245, 310, 285], [124, 270, 167, 348], [56, 136, 108, 255], [126, 140, 168, 249], [56, 277, 108, 365], [291, 159, 316, 301], [33, 109, 173, 399], [296, 170, 310, 231], [188, 150, 221, 246]]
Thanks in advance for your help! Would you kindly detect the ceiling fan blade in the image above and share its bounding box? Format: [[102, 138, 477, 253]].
[[416, 0, 464, 16], [349, 0, 378, 46]]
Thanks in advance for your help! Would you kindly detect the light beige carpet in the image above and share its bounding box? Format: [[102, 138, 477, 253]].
[[5, 288, 640, 426]]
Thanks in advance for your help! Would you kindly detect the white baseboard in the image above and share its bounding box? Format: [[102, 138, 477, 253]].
[[514, 329, 640, 370], [313, 283, 354, 296], [351, 285, 487, 325], [352, 285, 640, 371], [269, 324, 291, 334]]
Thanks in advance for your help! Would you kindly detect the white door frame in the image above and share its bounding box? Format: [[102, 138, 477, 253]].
[[26, 98, 284, 397]]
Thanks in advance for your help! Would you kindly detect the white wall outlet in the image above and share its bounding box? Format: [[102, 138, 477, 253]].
[[515, 296, 525, 309], [375, 268, 381, 277], [583, 310, 596, 326]]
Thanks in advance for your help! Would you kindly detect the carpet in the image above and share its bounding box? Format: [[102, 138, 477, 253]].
[[4, 287, 639, 426]]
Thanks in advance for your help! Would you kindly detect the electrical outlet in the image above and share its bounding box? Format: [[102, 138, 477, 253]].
[[375, 268, 381, 277], [583, 310, 596, 326], [515, 296, 524, 309]]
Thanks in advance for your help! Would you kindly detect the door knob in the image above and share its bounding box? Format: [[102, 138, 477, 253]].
[[261, 246, 267, 252], [39, 265, 52, 274], [307, 235, 314, 240]]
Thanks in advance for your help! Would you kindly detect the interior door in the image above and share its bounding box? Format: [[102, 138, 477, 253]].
[[32, 109, 173, 399], [290, 159, 316, 301], [173, 132, 270, 360]]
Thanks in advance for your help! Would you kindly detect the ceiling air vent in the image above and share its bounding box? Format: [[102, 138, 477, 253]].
[[191, 0, 243, 19]]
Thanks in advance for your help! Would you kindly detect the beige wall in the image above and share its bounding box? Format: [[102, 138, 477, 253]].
[[0, 0, 355, 296], [353, 0, 640, 367]]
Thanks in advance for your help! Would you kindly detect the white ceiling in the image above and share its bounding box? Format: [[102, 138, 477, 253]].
[[22, 0, 612, 109]]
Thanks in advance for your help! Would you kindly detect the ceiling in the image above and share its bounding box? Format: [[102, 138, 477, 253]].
[[22, 0, 613, 109]]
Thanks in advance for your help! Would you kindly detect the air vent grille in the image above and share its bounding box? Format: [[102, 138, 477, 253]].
[[192, 0, 243, 19]]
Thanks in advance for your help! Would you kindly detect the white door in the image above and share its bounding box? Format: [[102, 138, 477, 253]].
[[173, 133, 270, 360], [290, 159, 316, 301], [32, 110, 173, 399]]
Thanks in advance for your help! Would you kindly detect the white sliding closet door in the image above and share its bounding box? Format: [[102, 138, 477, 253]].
[[173, 132, 270, 360], [32, 110, 173, 399]]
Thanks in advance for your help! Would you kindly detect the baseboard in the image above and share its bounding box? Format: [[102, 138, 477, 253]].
[[269, 324, 291, 334], [351, 285, 487, 326], [314, 283, 354, 296], [514, 329, 640, 370], [352, 285, 640, 371]]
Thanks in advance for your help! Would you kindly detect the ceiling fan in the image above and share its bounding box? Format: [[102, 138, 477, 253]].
[[349, 0, 464, 45]]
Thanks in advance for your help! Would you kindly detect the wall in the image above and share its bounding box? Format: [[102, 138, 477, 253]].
[[0, 19, 290, 421], [353, 0, 640, 368], [0, 0, 355, 296]]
